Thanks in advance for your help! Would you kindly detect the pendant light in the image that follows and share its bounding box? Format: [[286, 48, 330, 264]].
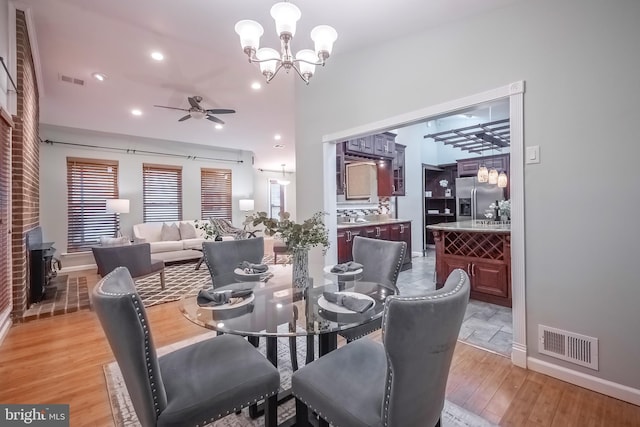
[[488, 168, 499, 184], [477, 143, 489, 183], [277, 164, 290, 186], [497, 171, 508, 188]]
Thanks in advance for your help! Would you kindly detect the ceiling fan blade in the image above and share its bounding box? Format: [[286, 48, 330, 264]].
[[187, 96, 199, 108], [178, 114, 192, 122], [206, 109, 236, 115], [206, 115, 225, 125], [154, 105, 189, 112]]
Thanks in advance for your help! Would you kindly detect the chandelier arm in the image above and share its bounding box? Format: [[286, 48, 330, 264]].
[[267, 62, 285, 83], [292, 58, 325, 67], [291, 63, 310, 84]]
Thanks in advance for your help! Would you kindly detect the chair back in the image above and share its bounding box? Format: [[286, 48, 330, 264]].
[[202, 237, 264, 287], [352, 236, 406, 290], [93, 267, 167, 427], [381, 268, 470, 427], [92, 243, 153, 278]]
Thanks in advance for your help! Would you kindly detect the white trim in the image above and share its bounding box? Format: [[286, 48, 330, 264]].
[[0, 306, 12, 346], [528, 357, 640, 406], [321, 81, 527, 367], [59, 264, 96, 274]]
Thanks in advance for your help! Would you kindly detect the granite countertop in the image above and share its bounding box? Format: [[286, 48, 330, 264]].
[[336, 218, 412, 229], [427, 220, 511, 233]]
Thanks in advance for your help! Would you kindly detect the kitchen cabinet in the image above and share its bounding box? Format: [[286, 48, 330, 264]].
[[372, 133, 396, 158], [345, 136, 374, 156], [392, 143, 406, 196], [424, 164, 457, 245], [431, 228, 511, 307], [376, 159, 393, 197], [457, 154, 509, 178], [337, 221, 411, 270]]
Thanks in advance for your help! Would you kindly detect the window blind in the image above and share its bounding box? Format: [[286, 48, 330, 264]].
[[269, 179, 286, 219], [143, 164, 183, 223], [201, 168, 232, 220], [67, 158, 118, 252]]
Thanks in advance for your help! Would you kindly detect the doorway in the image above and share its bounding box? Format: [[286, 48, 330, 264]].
[[322, 81, 526, 367]]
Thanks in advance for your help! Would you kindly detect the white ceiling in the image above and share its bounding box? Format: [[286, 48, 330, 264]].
[[19, 0, 520, 171]]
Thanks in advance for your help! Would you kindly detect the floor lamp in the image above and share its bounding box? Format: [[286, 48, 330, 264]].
[[106, 199, 130, 237]]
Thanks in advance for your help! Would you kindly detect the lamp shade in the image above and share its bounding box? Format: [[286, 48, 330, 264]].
[[270, 2, 301, 36], [296, 49, 317, 77], [106, 199, 130, 214], [477, 166, 489, 183], [239, 199, 255, 211], [234, 20, 264, 51], [497, 171, 508, 188], [256, 47, 280, 76], [488, 168, 499, 185], [310, 25, 338, 57]]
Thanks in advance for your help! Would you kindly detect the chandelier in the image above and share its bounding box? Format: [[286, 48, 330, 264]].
[[234, 2, 337, 84]]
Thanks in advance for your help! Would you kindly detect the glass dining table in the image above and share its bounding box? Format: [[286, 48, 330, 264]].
[[179, 264, 394, 426]]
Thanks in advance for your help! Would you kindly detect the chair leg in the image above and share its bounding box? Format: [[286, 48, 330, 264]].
[[295, 398, 309, 426], [248, 336, 259, 348], [264, 394, 278, 427], [435, 417, 441, 427], [289, 335, 298, 371], [159, 270, 166, 290]]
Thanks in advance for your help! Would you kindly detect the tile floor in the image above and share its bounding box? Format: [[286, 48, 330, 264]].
[[396, 251, 513, 357]]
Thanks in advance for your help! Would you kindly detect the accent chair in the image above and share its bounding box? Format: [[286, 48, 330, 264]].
[[92, 243, 166, 289]]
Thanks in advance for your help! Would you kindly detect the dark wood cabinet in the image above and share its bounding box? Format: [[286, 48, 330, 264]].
[[345, 136, 374, 155], [432, 229, 511, 307], [457, 154, 509, 178], [424, 164, 457, 245], [392, 143, 406, 196], [372, 133, 396, 158], [376, 159, 393, 197], [336, 142, 345, 195], [337, 221, 411, 270]]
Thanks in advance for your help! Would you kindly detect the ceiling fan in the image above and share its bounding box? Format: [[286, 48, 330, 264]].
[[153, 96, 235, 125]]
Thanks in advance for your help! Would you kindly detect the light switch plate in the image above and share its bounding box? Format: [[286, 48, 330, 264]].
[[526, 146, 540, 164]]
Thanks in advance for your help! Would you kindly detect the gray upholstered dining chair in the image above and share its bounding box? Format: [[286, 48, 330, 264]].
[[201, 237, 265, 287], [92, 243, 166, 289], [93, 267, 280, 427], [338, 236, 406, 342], [291, 268, 470, 427]]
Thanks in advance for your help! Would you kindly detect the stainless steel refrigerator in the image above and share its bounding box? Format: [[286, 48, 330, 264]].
[[455, 177, 505, 221]]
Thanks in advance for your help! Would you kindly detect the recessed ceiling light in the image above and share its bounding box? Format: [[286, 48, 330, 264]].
[[92, 72, 107, 82], [215, 124, 223, 130], [131, 109, 143, 116], [273, 144, 285, 149], [151, 51, 164, 61], [251, 82, 261, 90], [274, 134, 281, 140]]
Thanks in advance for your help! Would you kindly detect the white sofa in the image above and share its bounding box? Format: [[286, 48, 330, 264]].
[[132, 220, 207, 262]]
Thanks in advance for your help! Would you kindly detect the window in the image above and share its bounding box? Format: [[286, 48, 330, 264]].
[[67, 158, 118, 252], [143, 164, 183, 222], [269, 179, 286, 219], [201, 168, 232, 220]]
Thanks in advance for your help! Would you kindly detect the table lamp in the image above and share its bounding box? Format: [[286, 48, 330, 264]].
[[106, 198, 130, 237]]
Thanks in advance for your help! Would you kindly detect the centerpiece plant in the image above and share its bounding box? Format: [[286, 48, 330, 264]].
[[249, 211, 329, 289]]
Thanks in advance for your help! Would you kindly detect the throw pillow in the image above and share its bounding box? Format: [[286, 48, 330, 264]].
[[161, 223, 181, 241], [179, 222, 197, 239], [99, 236, 131, 247]]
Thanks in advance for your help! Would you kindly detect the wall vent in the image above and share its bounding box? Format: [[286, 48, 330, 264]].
[[538, 324, 598, 370], [58, 74, 85, 86]]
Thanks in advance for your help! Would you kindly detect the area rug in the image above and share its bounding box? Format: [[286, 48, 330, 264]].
[[104, 332, 496, 427]]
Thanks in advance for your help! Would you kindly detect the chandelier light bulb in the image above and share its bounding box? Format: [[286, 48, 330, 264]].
[[270, 2, 301, 37], [497, 171, 508, 188], [488, 168, 499, 185], [234, 20, 264, 53], [256, 47, 280, 78], [477, 166, 489, 183], [296, 49, 317, 78], [310, 25, 338, 59]]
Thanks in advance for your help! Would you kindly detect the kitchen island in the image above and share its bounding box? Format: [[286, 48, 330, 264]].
[[337, 218, 412, 270], [428, 220, 511, 307]]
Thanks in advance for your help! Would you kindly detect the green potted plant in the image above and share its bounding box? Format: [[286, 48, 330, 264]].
[[249, 211, 329, 289]]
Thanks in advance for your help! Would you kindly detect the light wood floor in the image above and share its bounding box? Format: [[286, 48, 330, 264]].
[[1, 271, 639, 426]]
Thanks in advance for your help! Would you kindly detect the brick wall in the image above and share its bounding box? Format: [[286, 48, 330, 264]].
[[11, 10, 40, 319], [0, 109, 12, 315]]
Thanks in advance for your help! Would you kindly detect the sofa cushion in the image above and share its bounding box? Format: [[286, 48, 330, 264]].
[[161, 223, 181, 241], [150, 241, 184, 253], [179, 222, 197, 239], [99, 236, 131, 247], [183, 237, 205, 250]]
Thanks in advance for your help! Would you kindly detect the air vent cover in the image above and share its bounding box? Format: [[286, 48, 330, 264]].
[[59, 74, 85, 86], [538, 324, 598, 370]]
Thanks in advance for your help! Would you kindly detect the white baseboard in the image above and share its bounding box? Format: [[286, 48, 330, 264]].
[[528, 356, 640, 406], [511, 342, 527, 368], [0, 306, 12, 346], [59, 264, 96, 274], [411, 251, 423, 258]]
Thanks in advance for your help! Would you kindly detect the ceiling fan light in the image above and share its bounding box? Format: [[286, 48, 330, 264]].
[[488, 168, 499, 185], [190, 110, 206, 120], [477, 166, 489, 183], [270, 2, 301, 37], [234, 20, 264, 52], [310, 25, 338, 58], [296, 49, 317, 78], [497, 171, 508, 188], [277, 178, 291, 186], [256, 47, 280, 76]]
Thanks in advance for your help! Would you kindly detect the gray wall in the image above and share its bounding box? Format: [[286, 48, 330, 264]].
[[40, 125, 254, 253], [296, 0, 640, 389]]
